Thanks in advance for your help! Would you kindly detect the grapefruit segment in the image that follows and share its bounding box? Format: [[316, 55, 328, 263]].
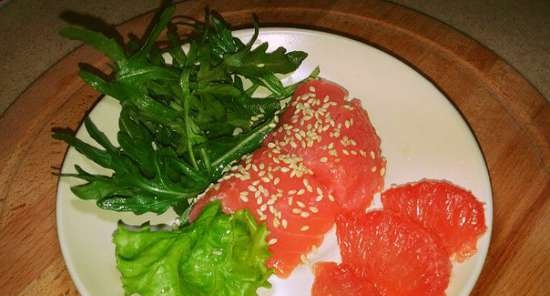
[[336, 210, 451, 296], [381, 180, 487, 261], [266, 79, 385, 211]]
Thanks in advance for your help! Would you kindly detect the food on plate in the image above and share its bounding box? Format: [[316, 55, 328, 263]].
[[311, 262, 379, 296], [190, 146, 337, 277], [55, 5, 320, 295], [54, 5, 316, 216], [54, 4, 489, 296], [265, 79, 385, 210], [190, 79, 385, 277], [336, 210, 451, 296], [313, 180, 488, 295], [113, 201, 271, 296], [381, 180, 487, 261]]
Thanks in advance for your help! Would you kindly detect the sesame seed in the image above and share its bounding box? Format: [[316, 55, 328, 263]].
[[371, 166, 377, 173], [320, 157, 328, 163], [300, 225, 310, 232], [248, 185, 257, 192], [380, 167, 386, 176], [370, 151, 375, 159], [309, 207, 319, 213], [297, 201, 306, 208], [268, 238, 278, 245], [282, 219, 288, 229], [300, 212, 310, 218], [308, 86, 316, 92], [315, 195, 323, 202], [274, 177, 280, 185], [328, 193, 335, 202], [342, 149, 350, 155], [292, 208, 301, 214], [297, 189, 305, 195]]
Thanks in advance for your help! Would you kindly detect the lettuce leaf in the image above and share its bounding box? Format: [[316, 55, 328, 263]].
[[113, 201, 272, 296]]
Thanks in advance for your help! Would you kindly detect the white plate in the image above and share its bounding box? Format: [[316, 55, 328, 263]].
[[57, 28, 493, 296]]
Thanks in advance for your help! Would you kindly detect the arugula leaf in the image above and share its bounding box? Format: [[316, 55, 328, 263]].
[[60, 27, 127, 67], [224, 42, 307, 77], [54, 118, 206, 215], [114, 201, 272, 296]]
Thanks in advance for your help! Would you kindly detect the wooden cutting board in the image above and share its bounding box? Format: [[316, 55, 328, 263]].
[[0, 1, 548, 295]]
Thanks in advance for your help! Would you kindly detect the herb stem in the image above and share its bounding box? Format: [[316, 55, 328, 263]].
[[200, 147, 212, 175], [211, 116, 276, 177], [180, 69, 199, 170]]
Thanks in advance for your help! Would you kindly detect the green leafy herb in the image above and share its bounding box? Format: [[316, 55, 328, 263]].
[[114, 201, 272, 296], [54, 6, 317, 216]]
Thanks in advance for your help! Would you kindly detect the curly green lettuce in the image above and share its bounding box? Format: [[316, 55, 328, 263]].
[[113, 201, 272, 296]]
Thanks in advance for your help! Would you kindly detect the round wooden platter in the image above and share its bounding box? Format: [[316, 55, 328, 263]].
[[0, 0, 548, 295]]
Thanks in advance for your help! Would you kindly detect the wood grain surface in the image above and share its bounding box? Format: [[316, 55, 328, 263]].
[[0, 1, 548, 295]]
